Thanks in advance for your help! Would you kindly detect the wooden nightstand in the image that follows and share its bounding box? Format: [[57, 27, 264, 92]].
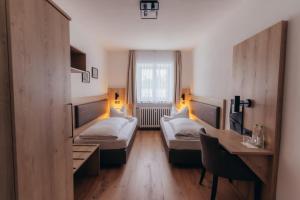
[[72, 144, 100, 176]]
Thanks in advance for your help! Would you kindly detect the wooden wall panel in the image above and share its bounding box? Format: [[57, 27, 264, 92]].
[[108, 88, 128, 111], [191, 95, 226, 130], [72, 94, 109, 138], [232, 21, 287, 200], [7, 0, 73, 199], [232, 21, 287, 151], [0, 0, 15, 199]]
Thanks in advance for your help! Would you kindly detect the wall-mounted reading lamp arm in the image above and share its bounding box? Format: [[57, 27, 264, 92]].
[[233, 96, 252, 112], [240, 99, 252, 107]]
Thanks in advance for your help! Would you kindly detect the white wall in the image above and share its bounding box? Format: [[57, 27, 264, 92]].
[[181, 50, 193, 88], [192, 0, 300, 199], [107, 50, 193, 89], [107, 50, 129, 88], [70, 24, 108, 98]]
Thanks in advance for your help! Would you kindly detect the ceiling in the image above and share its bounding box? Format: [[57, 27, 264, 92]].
[[54, 0, 242, 50]]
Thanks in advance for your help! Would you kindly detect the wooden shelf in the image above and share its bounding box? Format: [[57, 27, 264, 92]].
[[70, 67, 85, 73], [71, 46, 86, 71]]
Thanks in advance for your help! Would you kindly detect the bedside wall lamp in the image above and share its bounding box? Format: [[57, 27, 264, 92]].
[[181, 93, 186, 104], [114, 92, 120, 104]]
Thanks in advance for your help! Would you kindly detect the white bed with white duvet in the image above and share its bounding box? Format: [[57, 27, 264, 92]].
[[160, 101, 221, 166], [75, 117, 138, 150], [160, 117, 203, 150], [74, 106, 138, 165]]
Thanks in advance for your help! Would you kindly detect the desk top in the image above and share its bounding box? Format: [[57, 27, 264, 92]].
[[194, 117, 274, 156], [218, 130, 273, 156]]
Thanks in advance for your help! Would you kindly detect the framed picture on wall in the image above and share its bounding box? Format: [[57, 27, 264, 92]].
[[91, 67, 98, 79], [82, 71, 90, 83]]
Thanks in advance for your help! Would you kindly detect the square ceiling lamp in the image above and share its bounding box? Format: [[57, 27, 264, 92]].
[[140, 0, 159, 19]]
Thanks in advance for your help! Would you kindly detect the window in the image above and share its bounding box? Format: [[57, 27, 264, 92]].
[[136, 51, 174, 103]]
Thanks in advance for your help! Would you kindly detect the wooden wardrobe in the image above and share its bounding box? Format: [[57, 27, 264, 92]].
[[0, 0, 73, 199]]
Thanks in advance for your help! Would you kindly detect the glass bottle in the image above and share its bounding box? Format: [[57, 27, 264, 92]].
[[256, 125, 265, 148], [251, 124, 259, 145]]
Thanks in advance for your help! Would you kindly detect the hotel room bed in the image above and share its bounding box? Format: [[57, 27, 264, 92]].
[[160, 117, 201, 150], [73, 99, 138, 166], [160, 99, 222, 166], [75, 118, 137, 149]]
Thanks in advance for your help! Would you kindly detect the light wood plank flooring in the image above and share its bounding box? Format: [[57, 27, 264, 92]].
[[74, 130, 241, 200]]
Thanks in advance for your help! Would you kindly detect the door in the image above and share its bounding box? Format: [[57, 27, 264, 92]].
[[7, 0, 73, 199]]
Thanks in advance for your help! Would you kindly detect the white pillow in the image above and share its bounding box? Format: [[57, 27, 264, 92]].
[[120, 106, 128, 116], [110, 106, 127, 118], [169, 118, 203, 138], [163, 107, 189, 121], [174, 106, 189, 118], [164, 106, 189, 121], [170, 106, 177, 116], [80, 117, 129, 140]]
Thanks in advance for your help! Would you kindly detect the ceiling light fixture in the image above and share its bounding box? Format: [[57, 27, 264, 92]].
[[140, 0, 159, 19]]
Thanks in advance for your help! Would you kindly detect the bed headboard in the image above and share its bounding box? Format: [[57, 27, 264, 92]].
[[74, 99, 108, 128], [190, 96, 226, 129]]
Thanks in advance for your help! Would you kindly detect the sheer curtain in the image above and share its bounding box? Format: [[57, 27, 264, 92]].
[[136, 51, 175, 103]]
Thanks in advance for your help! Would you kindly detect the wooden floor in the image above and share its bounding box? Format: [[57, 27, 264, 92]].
[[74, 130, 241, 200]]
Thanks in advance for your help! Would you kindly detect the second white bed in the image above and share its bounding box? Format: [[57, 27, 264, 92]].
[[160, 117, 201, 150]]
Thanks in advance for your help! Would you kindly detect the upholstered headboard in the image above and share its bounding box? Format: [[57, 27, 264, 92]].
[[190, 100, 221, 129], [74, 99, 108, 128]]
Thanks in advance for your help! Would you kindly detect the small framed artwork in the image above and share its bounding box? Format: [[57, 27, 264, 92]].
[[82, 71, 90, 83], [91, 67, 98, 79]]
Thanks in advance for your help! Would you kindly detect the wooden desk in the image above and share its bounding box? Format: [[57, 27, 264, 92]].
[[194, 117, 273, 184], [73, 144, 100, 176], [216, 130, 273, 184], [218, 130, 273, 156]]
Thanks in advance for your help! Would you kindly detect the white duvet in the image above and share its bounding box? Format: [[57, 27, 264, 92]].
[[168, 118, 203, 139], [79, 117, 129, 140]]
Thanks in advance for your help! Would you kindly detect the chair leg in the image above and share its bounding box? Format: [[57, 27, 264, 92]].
[[254, 180, 261, 200], [199, 168, 206, 185], [211, 175, 218, 200]]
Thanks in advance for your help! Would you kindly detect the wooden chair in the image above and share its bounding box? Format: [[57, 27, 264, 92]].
[[199, 130, 261, 200]]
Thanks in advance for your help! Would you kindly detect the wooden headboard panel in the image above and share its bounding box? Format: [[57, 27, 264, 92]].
[[190, 95, 226, 129], [190, 100, 221, 129], [74, 99, 108, 128]]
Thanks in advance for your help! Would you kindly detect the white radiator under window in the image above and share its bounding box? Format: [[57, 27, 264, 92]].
[[136, 104, 171, 128]]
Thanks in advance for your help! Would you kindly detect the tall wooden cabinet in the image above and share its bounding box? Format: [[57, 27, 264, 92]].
[[1, 0, 73, 199], [0, 0, 15, 199]]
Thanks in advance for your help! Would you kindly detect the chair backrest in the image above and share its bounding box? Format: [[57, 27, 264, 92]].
[[200, 131, 222, 174]]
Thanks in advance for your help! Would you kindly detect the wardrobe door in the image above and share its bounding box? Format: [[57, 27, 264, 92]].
[[8, 0, 73, 199], [0, 0, 15, 199]]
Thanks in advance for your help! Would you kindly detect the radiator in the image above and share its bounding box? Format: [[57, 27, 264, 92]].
[[137, 105, 171, 128]]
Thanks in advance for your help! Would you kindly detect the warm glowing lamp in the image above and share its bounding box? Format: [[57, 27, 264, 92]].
[[115, 92, 120, 104], [181, 93, 186, 104]]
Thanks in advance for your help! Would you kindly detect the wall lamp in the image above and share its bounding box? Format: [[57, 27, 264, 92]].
[[114, 92, 120, 104], [181, 93, 186, 104], [233, 96, 252, 112]]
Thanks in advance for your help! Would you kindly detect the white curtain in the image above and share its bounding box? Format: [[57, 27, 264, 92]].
[[136, 51, 175, 103]]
